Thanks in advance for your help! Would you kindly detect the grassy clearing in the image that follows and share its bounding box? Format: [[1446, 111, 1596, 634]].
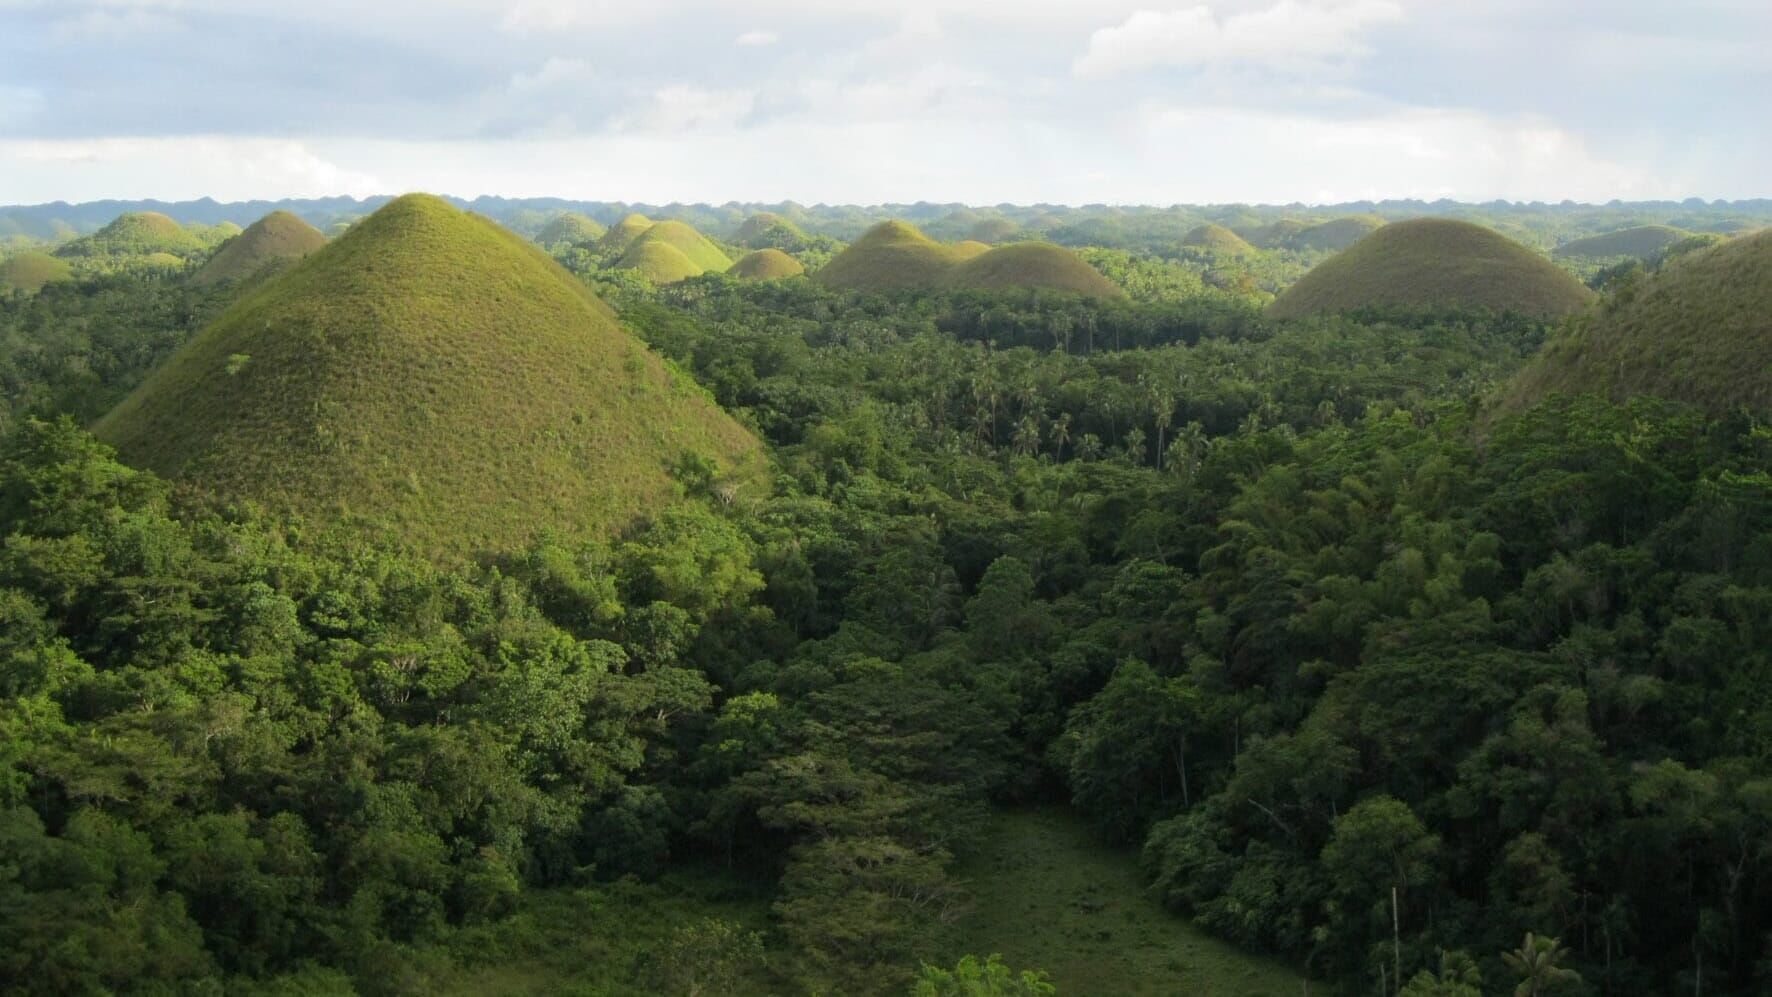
[[391, 870, 781, 997], [1270, 218, 1595, 320], [951, 809, 1306, 996]]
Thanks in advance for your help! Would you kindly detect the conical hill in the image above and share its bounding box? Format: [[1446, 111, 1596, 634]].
[[729, 249, 805, 280], [93, 194, 764, 559], [191, 211, 327, 287], [813, 220, 963, 293], [1269, 218, 1595, 320]]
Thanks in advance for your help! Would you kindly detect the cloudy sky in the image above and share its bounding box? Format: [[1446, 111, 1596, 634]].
[[0, 0, 1766, 205]]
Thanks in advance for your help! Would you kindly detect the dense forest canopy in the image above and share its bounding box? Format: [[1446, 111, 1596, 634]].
[[0, 197, 1768, 996]]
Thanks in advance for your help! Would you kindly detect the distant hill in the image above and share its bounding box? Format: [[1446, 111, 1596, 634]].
[[944, 243, 1121, 299], [618, 240, 705, 284], [0, 251, 73, 294], [56, 212, 206, 258], [625, 220, 731, 273], [1552, 225, 1689, 260], [1292, 215, 1385, 252], [967, 218, 1022, 244], [1270, 218, 1596, 320], [1240, 219, 1309, 249], [813, 220, 965, 293], [93, 193, 763, 560], [600, 213, 655, 251], [535, 212, 607, 246], [729, 249, 805, 280], [952, 240, 992, 260], [1504, 229, 1772, 415], [1181, 224, 1255, 254], [734, 212, 807, 249], [191, 211, 327, 287]]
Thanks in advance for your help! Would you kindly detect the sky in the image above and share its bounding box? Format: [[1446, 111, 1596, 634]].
[[0, 0, 1767, 205]]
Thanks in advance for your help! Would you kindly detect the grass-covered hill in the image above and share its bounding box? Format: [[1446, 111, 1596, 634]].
[[813, 220, 965, 293], [1552, 224, 1690, 260], [1240, 219, 1309, 249], [1292, 215, 1385, 252], [92, 193, 764, 559], [55, 211, 206, 258], [1505, 229, 1772, 415], [1270, 218, 1596, 320], [618, 239, 705, 284], [1181, 224, 1255, 254], [967, 218, 1023, 244], [0, 251, 73, 294], [625, 220, 732, 273], [535, 211, 607, 246], [734, 212, 807, 249], [191, 211, 327, 287], [600, 213, 655, 251], [729, 248, 805, 280], [944, 242, 1122, 299], [952, 240, 992, 260]]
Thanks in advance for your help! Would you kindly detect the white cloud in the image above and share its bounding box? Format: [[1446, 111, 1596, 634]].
[[0, 137, 383, 201], [736, 29, 778, 46], [611, 85, 756, 133], [1075, 0, 1404, 77], [507, 57, 598, 95]]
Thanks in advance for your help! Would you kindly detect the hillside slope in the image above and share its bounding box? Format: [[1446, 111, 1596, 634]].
[[1505, 229, 1772, 414]]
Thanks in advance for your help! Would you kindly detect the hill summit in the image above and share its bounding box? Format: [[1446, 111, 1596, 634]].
[[93, 194, 763, 559], [729, 249, 805, 280], [191, 211, 327, 287], [1504, 229, 1772, 415], [535, 212, 607, 246], [57, 211, 206, 259], [944, 243, 1121, 299], [1181, 224, 1254, 254], [816, 221, 1119, 297], [815, 220, 964, 293], [1269, 218, 1595, 320]]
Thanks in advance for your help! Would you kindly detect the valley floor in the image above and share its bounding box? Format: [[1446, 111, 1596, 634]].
[[950, 809, 1306, 996]]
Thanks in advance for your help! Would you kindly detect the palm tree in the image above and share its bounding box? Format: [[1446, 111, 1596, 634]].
[[1502, 933, 1581, 997]]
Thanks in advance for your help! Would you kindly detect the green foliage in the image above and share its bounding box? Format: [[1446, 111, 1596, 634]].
[[912, 953, 1055, 996], [1271, 218, 1596, 319]]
